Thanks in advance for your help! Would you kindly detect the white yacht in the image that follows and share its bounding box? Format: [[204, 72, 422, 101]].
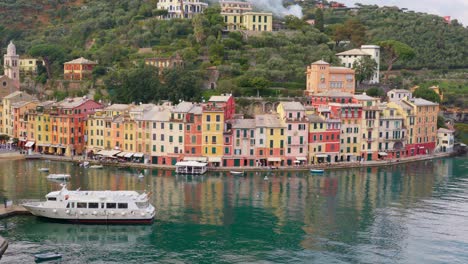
[[22, 184, 155, 224]]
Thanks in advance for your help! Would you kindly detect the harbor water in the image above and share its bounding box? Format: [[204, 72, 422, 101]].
[[0, 157, 468, 263]]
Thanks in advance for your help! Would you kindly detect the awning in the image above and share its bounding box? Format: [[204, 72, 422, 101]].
[[378, 152, 388, 156], [208, 157, 222, 163], [25, 141, 35, 148], [296, 157, 307, 161], [293, 160, 301, 163], [37, 143, 51, 147], [184, 156, 208, 162], [419, 146, 425, 149], [97, 150, 121, 157], [117, 152, 127, 157], [124, 152, 134, 158], [19, 137, 27, 142], [176, 161, 207, 167], [316, 154, 328, 158], [133, 153, 144, 158], [267, 157, 282, 162]]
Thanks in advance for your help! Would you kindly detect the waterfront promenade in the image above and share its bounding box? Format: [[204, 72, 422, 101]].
[[28, 152, 454, 172]]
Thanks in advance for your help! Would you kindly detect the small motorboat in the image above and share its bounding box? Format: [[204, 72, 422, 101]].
[[80, 161, 90, 167], [230, 171, 244, 176], [34, 252, 62, 262], [310, 169, 325, 174], [89, 165, 103, 169], [138, 173, 144, 178], [264, 176, 269, 181], [46, 174, 71, 180], [38, 168, 49, 172]]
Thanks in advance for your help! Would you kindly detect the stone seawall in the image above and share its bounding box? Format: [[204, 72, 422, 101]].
[[0, 236, 7, 260]]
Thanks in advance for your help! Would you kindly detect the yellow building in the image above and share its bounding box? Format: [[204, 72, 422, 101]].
[[220, 1, 273, 31], [202, 102, 224, 165], [30, 101, 55, 153], [255, 114, 286, 166], [19, 58, 42, 74], [1, 91, 35, 136]]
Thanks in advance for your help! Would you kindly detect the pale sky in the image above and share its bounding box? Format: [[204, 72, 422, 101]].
[[340, 0, 468, 26]]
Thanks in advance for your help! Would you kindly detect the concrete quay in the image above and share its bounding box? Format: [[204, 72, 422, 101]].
[[0, 235, 7, 260], [28, 152, 455, 172]]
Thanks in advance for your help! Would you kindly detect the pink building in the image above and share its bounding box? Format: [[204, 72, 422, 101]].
[[277, 102, 308, 165]]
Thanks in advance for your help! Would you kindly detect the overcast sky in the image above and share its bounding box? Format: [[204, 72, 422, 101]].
[[339, 0, 468, 26]]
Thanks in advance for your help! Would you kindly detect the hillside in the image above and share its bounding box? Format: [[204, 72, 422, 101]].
[[0, 0, 467, 104]]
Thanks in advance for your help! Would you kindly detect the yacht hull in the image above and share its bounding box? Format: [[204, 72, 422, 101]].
[[23, 203, 155, 225]]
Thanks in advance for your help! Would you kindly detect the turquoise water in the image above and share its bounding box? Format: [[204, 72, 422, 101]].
[[0, 157, 467, 263]]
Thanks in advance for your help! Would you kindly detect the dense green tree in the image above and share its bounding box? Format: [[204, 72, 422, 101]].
[[106, 66, 163, 104], [378, 40, 415, 82], [29, 44, 66, 79], [163, 68, 203, 103], [352, 56, 377, 84], [314, 9, 324, 32], [365, 87, 385, 97], [284, 15, 308, 30], [413, 87, 441, 103], [329, 19, 367, 47]]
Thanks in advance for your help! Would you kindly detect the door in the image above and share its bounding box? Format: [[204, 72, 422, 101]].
[[234, 159, 240, 167]]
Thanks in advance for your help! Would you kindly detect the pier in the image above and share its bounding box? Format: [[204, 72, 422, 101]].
[[0, 205, 30, 259]]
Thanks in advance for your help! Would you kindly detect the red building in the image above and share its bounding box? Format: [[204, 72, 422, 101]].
[[64, 57, 98, 80], [51, 97, 102, 155]]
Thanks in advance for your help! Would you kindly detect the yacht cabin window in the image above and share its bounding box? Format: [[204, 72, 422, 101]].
[[88, 203, 99, 209], [47, 197, 57, 201], [77, 202, 87, 208], [118, 203, 128, 209], [106, 203, 116, 209]]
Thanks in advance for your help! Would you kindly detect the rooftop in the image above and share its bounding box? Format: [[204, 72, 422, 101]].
[[172, 101, 194, 113], [232, 118, 256, 129], [105, 104, 133, 111], [255, 114, 285, 128], [311, 60, 329, 65], [307, 114, 324, 123], [58, 97, 93, 109], [389, 89, 412, 93], [209, 95, 232, 103], [354, 93, 377, 101], [336, 49, 371, 56], [409, 97, 439, 106], [315, 91, 354, 98], [64, 57, 97, 65], [437, 128, 454, 133], [280, 101, 305, 111]]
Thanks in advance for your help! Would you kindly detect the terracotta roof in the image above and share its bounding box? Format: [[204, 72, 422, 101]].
[[311, 60, 329, 65]]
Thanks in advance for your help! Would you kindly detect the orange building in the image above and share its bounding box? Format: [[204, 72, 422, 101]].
[[64, 57, 97, 80], [305, 60, 355, 96]]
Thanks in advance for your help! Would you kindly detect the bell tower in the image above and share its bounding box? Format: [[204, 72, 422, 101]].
[[4, 41, 20, 89]]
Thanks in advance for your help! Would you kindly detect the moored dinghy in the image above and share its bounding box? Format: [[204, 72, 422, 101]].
[[38, 168, 49, 172], [310, 169, 325, 174], [230, 171, 244, 176], [46, 174, 71, 180], [34, 252, 62, 262]]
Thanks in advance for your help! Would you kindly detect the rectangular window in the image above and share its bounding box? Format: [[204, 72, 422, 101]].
[[77, 202, 87, 208], [88, 203, 99, 209], [118, 203, 128, 209]]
